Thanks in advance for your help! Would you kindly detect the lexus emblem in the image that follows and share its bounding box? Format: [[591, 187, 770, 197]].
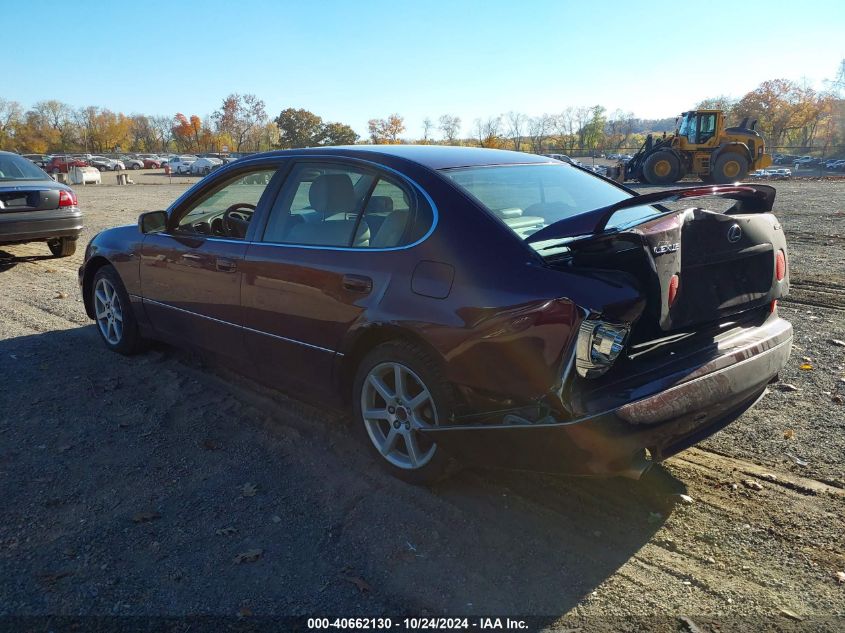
[[727, 224, 742, 243], [652, 242, 679, 255]]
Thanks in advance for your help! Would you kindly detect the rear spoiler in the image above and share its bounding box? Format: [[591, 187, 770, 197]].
[[525, 184, 776, 244]]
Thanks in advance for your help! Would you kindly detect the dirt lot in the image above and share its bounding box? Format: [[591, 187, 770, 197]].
[[0, 174, 843, 630]]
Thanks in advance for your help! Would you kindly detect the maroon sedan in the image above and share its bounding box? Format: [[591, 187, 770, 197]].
[[46, 155, 88, 174], [78, 146, 792, 483]]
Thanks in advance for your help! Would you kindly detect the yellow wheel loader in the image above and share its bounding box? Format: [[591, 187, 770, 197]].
[[624, 110, 772, 185]]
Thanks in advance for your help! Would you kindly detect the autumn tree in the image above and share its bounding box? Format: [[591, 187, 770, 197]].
[[734, 79, 828, 147], [528, 114, 553, 153], [421, 117, 434, 143], [473, 116, 502, 148], [149, 115, 173, 152], [212, 93, 267, 152], [275, 108, 324, 148], [368, 114, 405, 144], [504, 111, 526, 151], [438, 114, 461, 144], [172, 113, 205, 151], [0, 98, 23, 150], [581, 105, 607, 149], [696, 96, 737, 115], [605, 110, 636, 150], [321, 122, 358, 146]]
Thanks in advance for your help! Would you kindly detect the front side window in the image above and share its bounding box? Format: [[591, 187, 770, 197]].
[[442, 163, 658, 250], [174, 168, 277, 239], [261, 162, 431, 249], [679, 113, 696, 143]]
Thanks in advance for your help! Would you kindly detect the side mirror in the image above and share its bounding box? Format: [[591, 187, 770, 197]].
[[138, 210, 167, 234]]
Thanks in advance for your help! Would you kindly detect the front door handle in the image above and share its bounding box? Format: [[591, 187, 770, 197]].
[[216, 257, 237, 273], [342, 274, 372, 294]]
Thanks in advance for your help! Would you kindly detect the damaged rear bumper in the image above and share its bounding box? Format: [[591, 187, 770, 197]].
[[421, 315, 792, 478]]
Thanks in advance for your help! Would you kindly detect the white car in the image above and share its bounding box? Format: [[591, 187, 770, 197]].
[[169, 155, 198, 174], [87, 155, 125, 172], [190, 157, 223, 175]]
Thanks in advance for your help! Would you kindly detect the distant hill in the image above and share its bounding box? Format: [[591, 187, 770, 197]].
[[631, 117, 677, 134]]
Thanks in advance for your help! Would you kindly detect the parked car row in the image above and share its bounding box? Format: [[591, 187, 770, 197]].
[[17, 152, 239, 174], [772, 153, 845, 170], [750, 168, 792, 180]]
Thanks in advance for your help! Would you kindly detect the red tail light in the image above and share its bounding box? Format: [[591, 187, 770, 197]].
[[770, 299, 778, 313], [775, 250, 786, 281], [668, 274, 680, 307], [58, 190, 77, 207]]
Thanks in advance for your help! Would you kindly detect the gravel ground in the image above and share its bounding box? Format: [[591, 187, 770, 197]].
[[0, 174, 843, 630]]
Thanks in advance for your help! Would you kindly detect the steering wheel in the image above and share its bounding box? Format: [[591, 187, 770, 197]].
[[222, 203, 256, 238]]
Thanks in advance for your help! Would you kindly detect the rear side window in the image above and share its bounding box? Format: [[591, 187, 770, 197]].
[[261, 162, 433, 249]]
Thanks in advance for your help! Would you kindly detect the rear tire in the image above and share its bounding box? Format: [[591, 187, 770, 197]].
[[642, 150, 681, 185], [47, 237, 76, 257], [352, 341, 457, 484], [132, 163, 141, 170], [90, 265, 146, 355], [712, 152, 749, 184]]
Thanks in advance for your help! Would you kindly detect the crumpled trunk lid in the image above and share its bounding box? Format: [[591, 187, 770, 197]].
[[624, 207, 787, 331], [538, 185, 789, 333]]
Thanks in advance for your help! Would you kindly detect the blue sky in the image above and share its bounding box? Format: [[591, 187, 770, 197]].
[[3, 0, 843, 138]]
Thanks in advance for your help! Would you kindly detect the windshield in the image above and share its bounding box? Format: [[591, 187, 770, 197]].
[[0, 154, 50, 181], [442, 163, 659, 249]]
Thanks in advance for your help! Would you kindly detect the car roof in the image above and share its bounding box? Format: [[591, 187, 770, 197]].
[[254, 145, 555, 170]]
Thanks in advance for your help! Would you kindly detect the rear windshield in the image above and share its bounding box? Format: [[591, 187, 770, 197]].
[[0, 154, 49, 181], [442, 163, 659, 248]]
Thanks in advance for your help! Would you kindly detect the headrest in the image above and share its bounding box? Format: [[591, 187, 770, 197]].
[[309, 174, 355, 213], [367, 196, 394, 213]]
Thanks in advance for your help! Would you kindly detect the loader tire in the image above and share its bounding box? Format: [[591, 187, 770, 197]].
[[642, 151, 681, 185], [712, 153, 749, 184]]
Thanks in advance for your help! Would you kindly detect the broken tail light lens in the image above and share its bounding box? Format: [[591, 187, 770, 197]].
[[668, 274, 680, 308], [575, 320, 630, 378]]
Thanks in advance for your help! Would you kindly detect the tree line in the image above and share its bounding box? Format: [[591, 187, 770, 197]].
[[0, 95, 361, 155], [1, 67, 842, 156]]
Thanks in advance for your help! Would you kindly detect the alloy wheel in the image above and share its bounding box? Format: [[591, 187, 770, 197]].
[[94, 277, 124, 345], [361, 361, 438, 469]]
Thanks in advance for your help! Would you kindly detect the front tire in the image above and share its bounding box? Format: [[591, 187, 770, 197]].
[[47, 237, 76, 257], [132, 163, 141, 170], [91, 265, 145, 355], [352, 341, 456, 484], [642, 150, 681, 185]]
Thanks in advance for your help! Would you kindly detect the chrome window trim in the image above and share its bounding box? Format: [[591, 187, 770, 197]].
[[165, 155, 439, 253], [140, 297, 341, 355]]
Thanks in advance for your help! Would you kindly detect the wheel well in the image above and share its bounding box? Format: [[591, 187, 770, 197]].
[[714, 143, 752, 165], [338, 325, 446, 404], [81, 256, 112, 318]]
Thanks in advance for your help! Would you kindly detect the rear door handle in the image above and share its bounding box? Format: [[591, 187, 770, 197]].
[[342, 274, 372, 294], [216, 257, 237, 273]]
